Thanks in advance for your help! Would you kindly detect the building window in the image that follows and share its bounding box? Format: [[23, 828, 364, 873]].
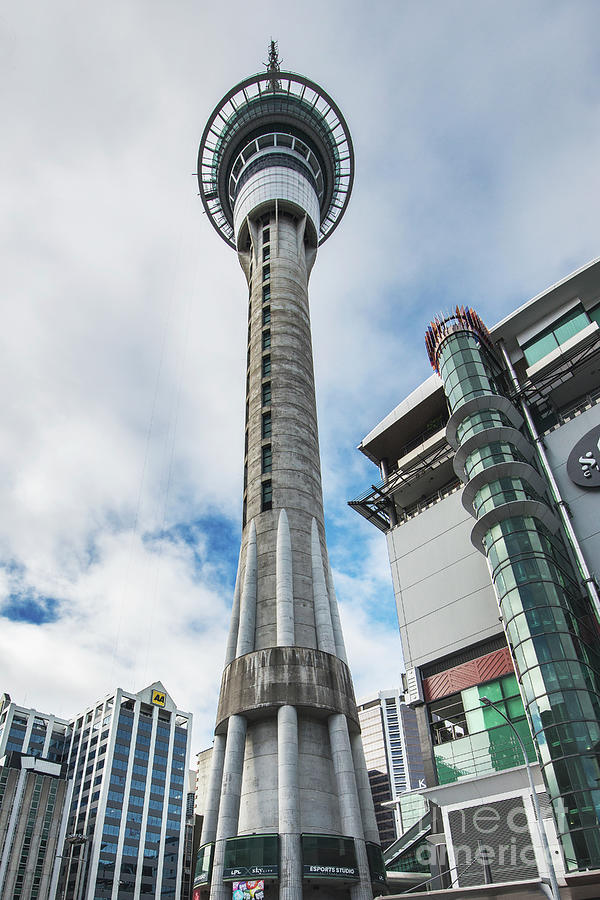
[[262, 411, 272, 439], [263, 285, 271, 303], [522, 304, 591, 366], [262, 480, 273, 511], [263, 227, 270, 243], [263, 245, 270, 261], [262, 382, 271, 406], [263, 306, 271, 326], [262, 444, 272, 473], [262, 355, 271, 377], [263, 265, 270, 282], [262, 330, 271, 350]]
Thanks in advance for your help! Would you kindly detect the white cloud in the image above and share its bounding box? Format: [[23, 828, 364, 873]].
[[2, 0, 600, 755]]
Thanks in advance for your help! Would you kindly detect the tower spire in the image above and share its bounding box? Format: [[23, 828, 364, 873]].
[[265, 38, 282, 91]]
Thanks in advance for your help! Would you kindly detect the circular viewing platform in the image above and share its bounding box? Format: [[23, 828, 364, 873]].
[[198, 70, 354, 248]]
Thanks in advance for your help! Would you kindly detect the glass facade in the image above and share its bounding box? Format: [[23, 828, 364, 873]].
[[428, 310, 600, 871], [430, 674, 536, 784], [522, 304, 593, 366], [58, 687, 190, 900]]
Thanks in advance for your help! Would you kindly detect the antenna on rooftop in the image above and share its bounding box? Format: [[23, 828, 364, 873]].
[[265, 38, 282, 91]]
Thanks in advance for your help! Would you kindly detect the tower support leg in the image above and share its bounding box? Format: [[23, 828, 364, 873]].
[[278, 705, 302, 899], [328, 714, 373, 900], [209, 715, 247, 900]]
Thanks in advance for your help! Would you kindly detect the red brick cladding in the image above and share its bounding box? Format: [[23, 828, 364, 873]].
[[422, 647, 514, 702]]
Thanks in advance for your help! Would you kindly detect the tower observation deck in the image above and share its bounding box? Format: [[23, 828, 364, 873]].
[[195, 50, 382, 900]]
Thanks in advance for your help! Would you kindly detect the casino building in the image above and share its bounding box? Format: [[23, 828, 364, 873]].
[[351, 257, 600, 894]]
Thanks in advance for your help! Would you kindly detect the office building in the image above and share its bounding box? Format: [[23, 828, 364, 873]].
[[195, 45, 383, 900], [0, 694, 71, 899], [356, 690, 424, 848], [57, 681, 192, 900], [352, 258, 600, 893]]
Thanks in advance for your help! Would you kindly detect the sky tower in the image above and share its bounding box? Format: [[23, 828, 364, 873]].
[[195, 45, 382, 900]]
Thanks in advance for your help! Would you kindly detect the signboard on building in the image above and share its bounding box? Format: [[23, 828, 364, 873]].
[[223, 835, 278, 882], [232, 880, 264, 899], [567, 424, 600, 487], [301, 833, 359, 880]]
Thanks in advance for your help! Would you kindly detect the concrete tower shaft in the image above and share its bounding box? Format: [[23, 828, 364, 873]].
[[196, 62, 381, 900]]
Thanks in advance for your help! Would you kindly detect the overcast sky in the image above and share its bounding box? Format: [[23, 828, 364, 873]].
[[2, 1, 600, 752]]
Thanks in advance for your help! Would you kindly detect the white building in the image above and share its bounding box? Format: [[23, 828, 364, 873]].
[[356, 690, 424, 848]]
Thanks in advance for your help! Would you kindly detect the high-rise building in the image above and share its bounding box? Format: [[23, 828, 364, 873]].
[[356, 690, 424, 849], [352, 258, 600, 894], [1, 683, 192, 900], [0, 694, 71, 900], [195, 46, 383, 900], [57, 681, 192, 900]]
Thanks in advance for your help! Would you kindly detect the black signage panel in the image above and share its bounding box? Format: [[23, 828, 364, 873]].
[[223, 835, 279, 882], [224, 865, 278, 880], [303, 864, 359, 879], [301, 833, 359, 880], [193, 842, 214, 887], [366, 841, 387, 885], [567, 424, 600, 487]]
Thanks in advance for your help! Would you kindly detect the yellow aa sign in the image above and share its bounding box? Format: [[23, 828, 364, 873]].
[[152, 690, 166, 707]]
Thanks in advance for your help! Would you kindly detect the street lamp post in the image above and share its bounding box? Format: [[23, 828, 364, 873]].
[[479, 696, 561, 900]]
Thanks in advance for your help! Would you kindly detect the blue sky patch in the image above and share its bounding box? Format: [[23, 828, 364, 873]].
[[2, 593, 60, 625]]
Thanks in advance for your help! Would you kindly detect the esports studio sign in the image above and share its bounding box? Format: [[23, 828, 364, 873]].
[[567, 424, 600, 488]]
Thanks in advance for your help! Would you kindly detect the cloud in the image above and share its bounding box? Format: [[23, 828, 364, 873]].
[[2, 0, 600, 755]]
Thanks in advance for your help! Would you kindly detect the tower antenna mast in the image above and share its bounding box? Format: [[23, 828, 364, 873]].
[[265, 38, 282, 91]]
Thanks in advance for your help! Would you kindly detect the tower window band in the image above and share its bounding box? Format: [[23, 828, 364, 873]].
[[262, 330, 271, 350], [261, 480, 273, 511], [262, 355, 271, 377], [263, 265, 270, 282], [262, 411, 272, 439], [263, 285, 271, 303], [263, 306, 271, 326], [262, 444, 272, 473], [262, 382, 271, 406]]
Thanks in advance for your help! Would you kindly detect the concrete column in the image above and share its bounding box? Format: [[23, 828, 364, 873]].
[[278, 705, 302, 898], [276, 509, 295, 646], [326, 563, 348, 664], [200, 734, 227, 844], [350, 731, 380, 844], [236, 519, 257, 657], [223, 547, 243, 666], [311, 518, 336, 655], [210, 715, 247, 900], [0, 766, 28, 894], [328, 714, 373, 900]]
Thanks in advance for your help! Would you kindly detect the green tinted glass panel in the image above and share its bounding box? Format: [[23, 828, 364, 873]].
[[194, 844, 213, 884], [553, 309, 589, 344], [366, 842, 386, 884], [523, 332, 558, 366], [223, 834, 278, 869], [302, 834, 358, 876]]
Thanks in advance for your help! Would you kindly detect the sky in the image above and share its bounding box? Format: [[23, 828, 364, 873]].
[[2, 0, 600, 753]]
